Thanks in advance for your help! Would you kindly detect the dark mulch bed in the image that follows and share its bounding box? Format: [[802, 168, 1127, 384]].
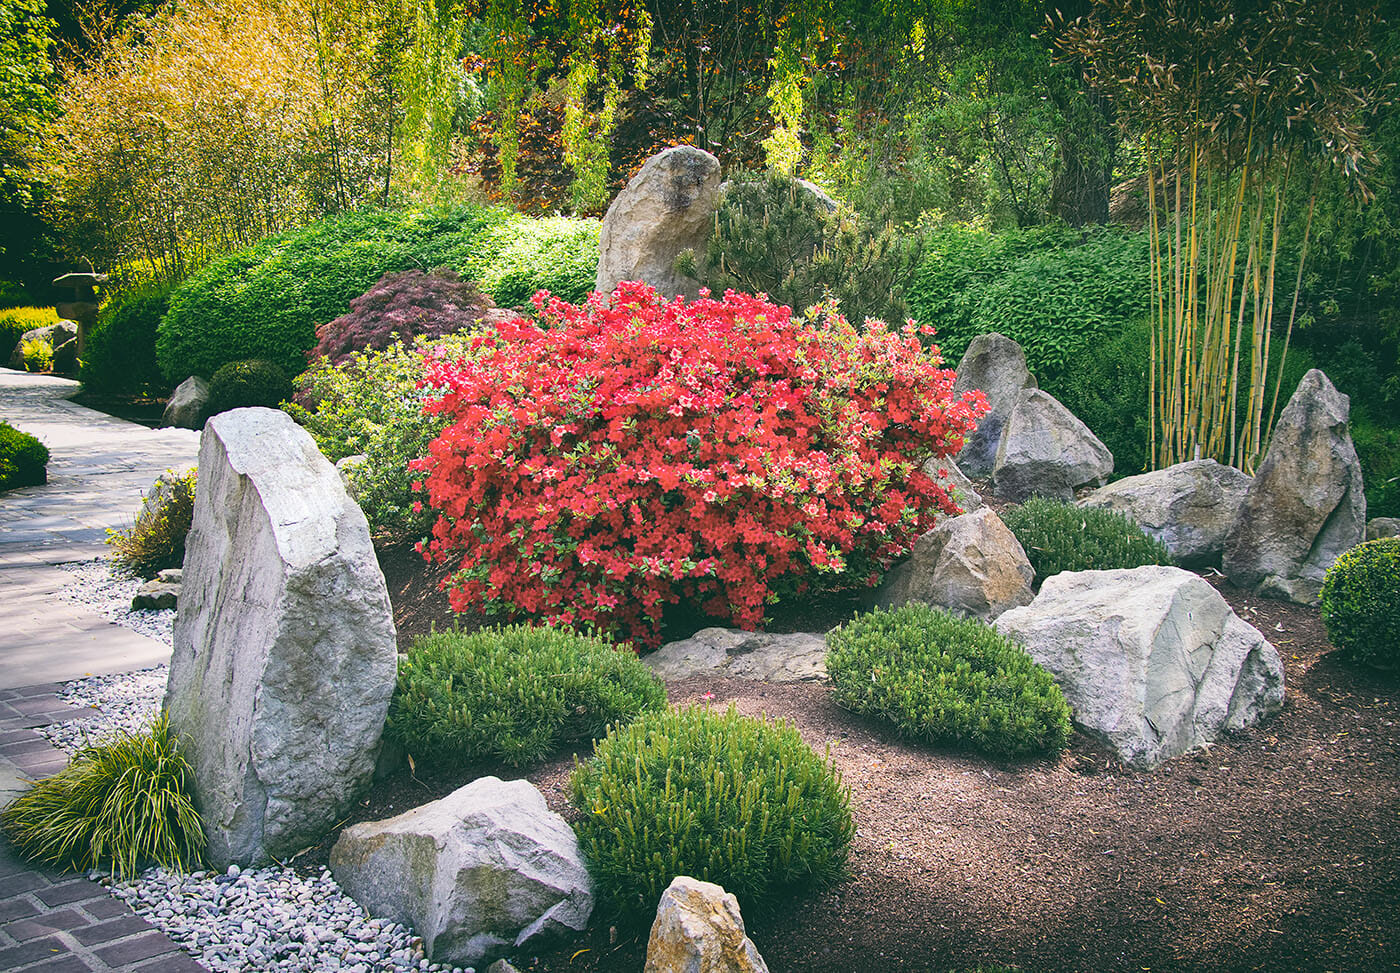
[[346, 541, 1400, 973], [68, 389, 168, 427]]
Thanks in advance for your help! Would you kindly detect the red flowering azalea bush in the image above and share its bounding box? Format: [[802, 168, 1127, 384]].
[[413, 282, 987, 647]]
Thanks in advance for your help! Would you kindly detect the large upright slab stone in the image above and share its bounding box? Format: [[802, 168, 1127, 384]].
[[644, 877, 769, 973], [995, 566, 1285, 769], [875, 508, 1033, 620], [164, 407, 398, 867], [1223, 369, 1366, 605], [596, 145, 722, 299], [992, 388, 1113, 502], [952, 333, 1038, 476]]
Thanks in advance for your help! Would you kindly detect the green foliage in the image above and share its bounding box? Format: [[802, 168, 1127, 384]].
[[1046, 316, 1153, 477], [106, 469, 197, 580], [1002, 497, 1174, 585], [826, 603, 1071, 757], [1319, 538, 1400, 671], [469, 216, 601, 307], [570, 705, 853, 919], [80, 287, 172, 395], [205, 359, 292, 417], [0, 0, 56, 216], [0, 715, 204, 879], [0, 304, 55, 354], [0, 420, 47, 490], [0, 280, 34, 308], [387, 624, 667, 770], [1351, 415, 1400, 520], [19, 334, 50, 371]]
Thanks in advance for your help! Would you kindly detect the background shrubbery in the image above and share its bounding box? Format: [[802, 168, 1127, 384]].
[[204, 360, 293, 417], [0, 306, 57, 358], [80, 287, 171, 395], [1002, 498, 1173, 585]]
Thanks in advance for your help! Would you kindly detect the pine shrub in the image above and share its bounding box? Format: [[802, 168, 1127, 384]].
[[569, 705, 854, 919], [205, 359, 292, 417], [0, 716, 204, 878], [1001, 497, 1173, 584], [1319, 538, 1400, 670], [826, 603, 1071, 757], [106, 468, 197, 579], [0, 421, 49, 490], [387, 624, 667, 770], [80, 287, 171, 395]]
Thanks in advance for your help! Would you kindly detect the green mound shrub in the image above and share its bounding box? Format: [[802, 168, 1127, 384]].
[[0, 421, 49, 490], [20, 335, 52, 371], [1319, 538, 1400, 670], [570, 705, 853, 919], [826, 603, 1071, 757], [0, 716, 204, 878], [205, 359, 292, 417], [80, 287, 171, 395], [387, 624, 667, 770], [469, 216, 600, 308], [0, 305, 57, 357], [1001, 497, 1173, 584], [106, 468, 197, 579]]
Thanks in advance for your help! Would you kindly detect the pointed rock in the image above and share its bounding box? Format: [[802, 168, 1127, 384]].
[[951, 333, 1038, 477], [992, 388, 1113, 502], [644, 877, 769, 973]]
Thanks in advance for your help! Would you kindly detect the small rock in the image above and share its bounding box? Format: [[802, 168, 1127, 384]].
[[644, 876, 769, 973], [876, 507, 1034, 621], [645, 629, 828, 682], [131, 579, 179, 611], [162, 375, 211, 430], [1366, 517, 1400, 541]]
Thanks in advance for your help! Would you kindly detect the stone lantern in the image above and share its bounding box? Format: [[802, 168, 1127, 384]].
[[52, 271, 107, 356]]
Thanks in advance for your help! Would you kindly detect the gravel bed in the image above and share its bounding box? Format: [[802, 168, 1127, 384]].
[[36, 665, 167, 753], [56, 557, 176, 645]]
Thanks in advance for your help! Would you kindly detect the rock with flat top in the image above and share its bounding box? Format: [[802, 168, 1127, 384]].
[[644, 877, 769, 973], [646, 629, 828, 682]]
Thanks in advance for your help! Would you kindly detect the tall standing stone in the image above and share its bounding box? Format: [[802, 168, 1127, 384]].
[[596, 145, 722, 300], [951, 333, 1038, 476], [164, 407, 398, 867], [1223, 369, 1366, 604]]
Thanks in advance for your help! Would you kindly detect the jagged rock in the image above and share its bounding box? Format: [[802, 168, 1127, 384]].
[[131, 580, 179, 610], [646, 628, 828, 682], [876, 508, 1033, 620], [921, 455, 983, 513], [992, 388, 1113, 502], [1368, 517, 1400, 540], [1078, 459, 1253, 567], [164, 407, 398, 867], [162, 376, 211, 430], [8, 321, 78, 370], [1223, 369, 1366, 605], [596, 145, 722, 300], [995, 566, 1285, 769], [644, 877, 769, 973], [951, 333, 1038, 477], [331, 776, 593, 968]]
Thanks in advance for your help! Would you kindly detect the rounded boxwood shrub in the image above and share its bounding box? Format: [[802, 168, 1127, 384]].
[[1319, 538, 1400, 670], [80, 287, 171, 395], [1001, 497, 1173, 584], [205, 359, 292, 417], [0, 421, 49, 490], [569, 705, 854, 919], [106, 468, 197, 579], [386, 624, 667, 770], [827, 603, 1071, 757]]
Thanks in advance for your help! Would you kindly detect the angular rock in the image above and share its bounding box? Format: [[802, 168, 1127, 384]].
[[921, 455, 983, 514], [951, 333, 1038, 476], [596, 145, 722, 299], [995, 566, 1285, 769], [164, 407, 398, 867], [8, 321, 78, 370], [1223, 369, 1366, 605], [646, 628, 828, 682], [992, 388, 1113, 502], [1078, 459, 1253, 567], [131, 580, 179, 610], [330, 776, 593, 968], [52, 336, 79, 374], [1368, 517, 1400, 541], [162, 376, 211, 430], [644, 876, 769, 973], [876, 508, 1033, 621]]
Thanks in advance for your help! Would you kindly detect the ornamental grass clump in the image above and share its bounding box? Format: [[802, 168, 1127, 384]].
[[0, 716, 204, 879], [1319, 538, 1400, 671], [826, 603, 1071, 757], [570, 705, 854, 919], [1001, 497, 1173, 585], [106, 468, 197, 579], [387, 624, 667, 770], [415, 282, 987, 647]]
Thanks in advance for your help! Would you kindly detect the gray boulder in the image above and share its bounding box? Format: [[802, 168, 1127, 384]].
[[992, 388, 1113, 502], [952, 333, 1038, 476], [162, 376, 211, 430], [131, 579, 178, 611], [995, 566, 1285, 769], [8, 320, 78, 370], [330, 776, 593, 968], [921, 455, 983, 514], [1223, 369, 1366, 605], [1079, 459, 1253, 567], [1368, 517, 1400, 540], [164, 407, 398, 867], [876, 508, 1033, 621], [644, 876, 769, 973], [596, 145, 722, 299], [646, 628, 828, 682]]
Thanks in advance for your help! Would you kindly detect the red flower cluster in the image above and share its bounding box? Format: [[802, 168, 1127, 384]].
[[412, 282, 987, 647]]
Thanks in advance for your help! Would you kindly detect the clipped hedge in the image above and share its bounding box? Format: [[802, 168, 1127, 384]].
[[1319, 538, 1400, 670], [204, 359, 292, 416], [80, 288, 171, 395], [1002, 497, 1173, 584], [0, 421, 48, 490]]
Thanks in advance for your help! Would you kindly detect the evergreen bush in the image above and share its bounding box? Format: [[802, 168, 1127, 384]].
[[826, 603, 1071, 757], [205, 359, 292, 417], [1319, 538, 1400, 670], [386, 624, 667, 770], [0, 421, 48, 490], [309, 269, 493, 367], [569, 705, 854, 919], [1001, 497, 1173, 584], [469, 216, 600, 308], [106, 468, 197, 580], [80, 287, 171, 395]]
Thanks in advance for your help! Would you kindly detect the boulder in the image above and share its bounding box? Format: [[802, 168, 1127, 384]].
[[156, 568, 182, 584], [1368, 517, 1400, 540], [162, 376, 211, 430], [1078, 459, 1253, 567], [330, 776, 593, 968], [8, 321, 78, 370], [921, 455, 983, 514], [131, 579, 179, 611], [51, 335, 79, 374], [992, 388, 1113, 502], [1223, 369, 1366, 605], [164, 407, 398, 867], [995, 566, 1285, 769], [644, 876, 769, 973], [875, 508, 1033, 620], [596, 145, 722, 300], [951, 333, 1038, 476], [646, 628, 828, 682]]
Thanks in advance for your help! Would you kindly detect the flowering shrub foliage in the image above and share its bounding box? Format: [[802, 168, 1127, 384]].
[[310, 269, 494, 367], [414, 282, 987, 647]]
